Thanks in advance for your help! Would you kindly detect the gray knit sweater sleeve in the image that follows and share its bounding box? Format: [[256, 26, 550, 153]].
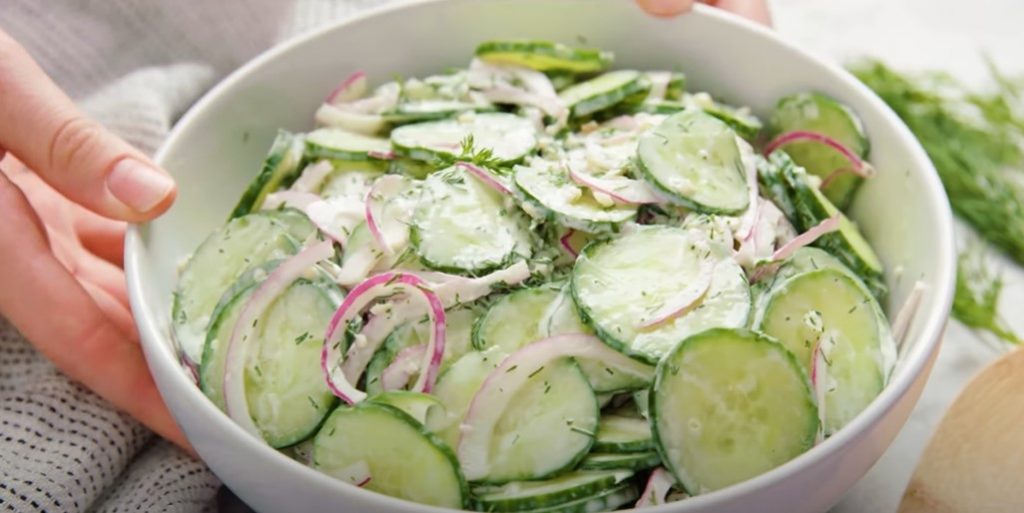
[[0, 1, 393, 511]]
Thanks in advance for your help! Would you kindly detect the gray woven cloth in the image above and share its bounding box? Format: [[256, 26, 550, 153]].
[[0, 1, 394, 511]]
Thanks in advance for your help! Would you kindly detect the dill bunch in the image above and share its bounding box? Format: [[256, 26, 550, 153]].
[[953, 244, 1021, 344], [850, 60, 1024, 263]]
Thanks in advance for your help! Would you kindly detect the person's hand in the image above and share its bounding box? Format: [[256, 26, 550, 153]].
[[636, 0, 772, 25], [0, 30, 190, 452]]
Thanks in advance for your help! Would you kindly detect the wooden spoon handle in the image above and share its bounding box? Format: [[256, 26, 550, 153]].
[[899, 346, 1024, 513]]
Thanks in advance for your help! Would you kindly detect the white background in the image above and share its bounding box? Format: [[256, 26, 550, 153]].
[[770, 0, 1024, 510]]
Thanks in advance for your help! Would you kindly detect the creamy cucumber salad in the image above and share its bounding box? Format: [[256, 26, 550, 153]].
[[172, 40, 900, 510]]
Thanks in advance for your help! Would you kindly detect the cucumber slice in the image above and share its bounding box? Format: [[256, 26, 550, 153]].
[[172, 213, 302, 364], [384, 100, 493, 125], [389, 157, 436, 179], [637, 109, 751, 214], [529, 483, 639, 513], [540, 284, 593, 338], [559, 70, 650, 118], [245, 279, 341, 446], [473, 286, 560, 353], [475, 40, 612, 73], [579, 451, 661, 471], [632, 390, 650, 420], [304, 128, 392, 162], [652, 328, 818, 495], [390, 112, 537, 163], [514, 161, 636, 232], [470, 470, 632, 512], [431, 350, 501, 448], [368, 391, 445, 426], [412, 168, 533, 275], [769, 92, 869, 208], [200, 278, 341, 447], [593, 415, 654, 453], [703, 102, 762, 140], [230, 130, 305, 218], [571, 226, 751, 364], [782, 160, 885, 290], [755, 151, 800, 223], [312, 403, 468, 508], [317, 161, 386, 199], [754, 268, 895, 435], [259, 207, 318, 243], [464, 359, 599, 483]]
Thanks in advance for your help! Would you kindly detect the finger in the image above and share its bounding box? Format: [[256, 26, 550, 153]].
[[75, 212, 126, 267], [49, 231, 130, 310], [3, 155, 126, 265], [80, 280, 135, 339], [0, 172, 190, 451], [703, 0, 773, 25], [0, 30, 176, 222], [636, 0, 695, 17]]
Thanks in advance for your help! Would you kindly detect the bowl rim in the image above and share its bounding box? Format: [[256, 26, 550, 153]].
[[125, 1, 956, 511]]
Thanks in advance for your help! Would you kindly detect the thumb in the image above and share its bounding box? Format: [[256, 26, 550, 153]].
[[0, 30, 176, 222]]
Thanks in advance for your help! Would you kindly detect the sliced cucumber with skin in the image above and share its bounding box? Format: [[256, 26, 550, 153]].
[[476, 40, 612, 73], [368, 391, 445, 426], [230, 130, 305, 218], [383, 100, 493, 125], [317, 161, 386, 199], [244, 279, 342, 447], [389, 157, 436, 179], [782, 161, 885, 293], [703, 102, 763, 141], [770, 92, 869, 209], [312, 402, 468, 508], [391, 112, 537, 163], [304, 127, 392, 161], [593, 415, 654, 453], [559, 70, 651, 118], [464, 359, 599, 484], [412, 168, 533, 275], [755, 151, 800, 224], [571, 226, 751, 364], [637, 109, 751, 214], [652, 328, 818, 495], [540, 283, 594, 338], [514, 161, 636, 233], [754, 268, 895, 435], [579, 451, 661, 471], [173, 212, 302, 365], [200, 277, 341, 448], [528, 483, 639, 513], [470, 470, 632, 512], [473, 286, 560, 353], [430, 350, 502, 448], [259, 207, 318, 243]]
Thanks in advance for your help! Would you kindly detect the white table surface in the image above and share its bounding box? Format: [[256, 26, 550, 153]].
[[770, 0, 1024, 511]]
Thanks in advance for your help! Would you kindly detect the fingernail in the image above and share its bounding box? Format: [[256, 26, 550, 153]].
[[107, 158, 175, 213]]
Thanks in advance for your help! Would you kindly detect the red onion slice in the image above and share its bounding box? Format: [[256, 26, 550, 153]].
[[457, 162, 512, 195], [637, 259, 716, 329], [559, 229, 579, 258], [322, 272, 446, 404], [771, 213, 841, 262], [364, 175, 412, 256], [565, 160, 663, 205], [636, 467, 675, 508], [326, 71, 368, 105], [315, 104, 387, 135], [223, 240, 336, 439], [380, 343, 427, 392], [763, 131, 874, 179], [457, 334, 655, 480]]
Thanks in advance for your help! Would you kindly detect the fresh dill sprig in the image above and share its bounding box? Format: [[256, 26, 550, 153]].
[[952, 243, 1021, 345], [849, 60, 1024, 263], [432, 134, 506, 170]]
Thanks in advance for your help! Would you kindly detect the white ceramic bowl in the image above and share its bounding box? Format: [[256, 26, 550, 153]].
[[125, 1, 956, 511]]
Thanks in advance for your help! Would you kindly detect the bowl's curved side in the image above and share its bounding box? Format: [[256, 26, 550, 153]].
[[126, 1, 955, 512]]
